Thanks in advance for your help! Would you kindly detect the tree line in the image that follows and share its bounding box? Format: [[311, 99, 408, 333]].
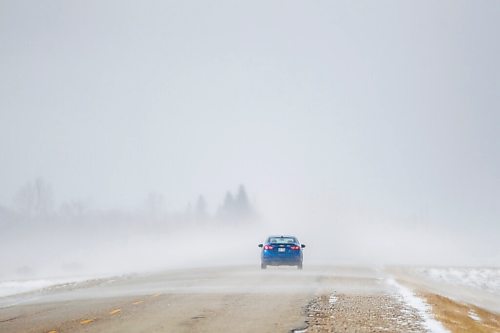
[[0, 178, 256, 226]]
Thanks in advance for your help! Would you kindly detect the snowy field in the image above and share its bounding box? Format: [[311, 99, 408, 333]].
[[416, 267, 500, 295]]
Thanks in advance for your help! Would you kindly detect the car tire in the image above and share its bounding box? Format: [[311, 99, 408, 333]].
[[261, 263, 267, 269], [297, 262, 303, 270]]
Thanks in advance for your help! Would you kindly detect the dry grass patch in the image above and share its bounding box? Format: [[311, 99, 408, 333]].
[[423, 293, 500, 333]]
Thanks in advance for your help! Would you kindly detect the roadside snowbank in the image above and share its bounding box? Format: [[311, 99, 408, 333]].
[[386, 278, 449, 333], [0, 277, 91, 298]]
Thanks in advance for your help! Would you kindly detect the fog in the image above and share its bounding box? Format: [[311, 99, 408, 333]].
[[1, 1, 499, 283]]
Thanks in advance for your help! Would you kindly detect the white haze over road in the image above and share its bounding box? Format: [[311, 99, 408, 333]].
[[0, 0, 499, 286], [3, 266, 499, 332]]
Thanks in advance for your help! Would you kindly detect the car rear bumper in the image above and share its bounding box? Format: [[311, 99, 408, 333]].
[[261, 256, 302, 266]]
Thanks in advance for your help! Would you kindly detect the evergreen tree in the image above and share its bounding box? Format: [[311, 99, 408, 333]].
[[235, 184, 250, 216], [217, 185, 255, 222], [195, 195, 208, 220]]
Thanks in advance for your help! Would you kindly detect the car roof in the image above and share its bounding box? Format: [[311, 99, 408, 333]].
[[267, 235, 297, 239]]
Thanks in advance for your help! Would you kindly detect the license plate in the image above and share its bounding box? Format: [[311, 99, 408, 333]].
[[278, 248, 286, 252]]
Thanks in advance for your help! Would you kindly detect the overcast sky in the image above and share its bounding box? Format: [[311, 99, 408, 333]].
[[1, 0, 499, 228]]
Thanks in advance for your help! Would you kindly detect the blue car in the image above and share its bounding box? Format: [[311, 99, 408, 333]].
[[258, 235, 306, 270]]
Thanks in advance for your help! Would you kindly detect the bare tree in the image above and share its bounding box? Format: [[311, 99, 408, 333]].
[[13, 178, 54, 218], [60, 200, 88, 219], [146, 192, 165, 219]]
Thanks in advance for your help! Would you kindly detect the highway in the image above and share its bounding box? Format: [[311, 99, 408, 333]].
[[1, 266, 499, 333]]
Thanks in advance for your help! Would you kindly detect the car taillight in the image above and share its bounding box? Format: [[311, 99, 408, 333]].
[[290, 246, 300, 250], [264, 245, 273, 250]]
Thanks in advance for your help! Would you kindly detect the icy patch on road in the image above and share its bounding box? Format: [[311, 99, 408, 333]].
[[386, 278, 449, 333], [417, 268, 500, 294], [329, 293, 337, 305]]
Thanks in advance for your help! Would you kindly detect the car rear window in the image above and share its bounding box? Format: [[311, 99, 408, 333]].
[[268, 237, 297, 244]]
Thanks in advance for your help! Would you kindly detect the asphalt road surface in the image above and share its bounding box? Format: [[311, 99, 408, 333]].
[[1, 266, 499, 333]]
